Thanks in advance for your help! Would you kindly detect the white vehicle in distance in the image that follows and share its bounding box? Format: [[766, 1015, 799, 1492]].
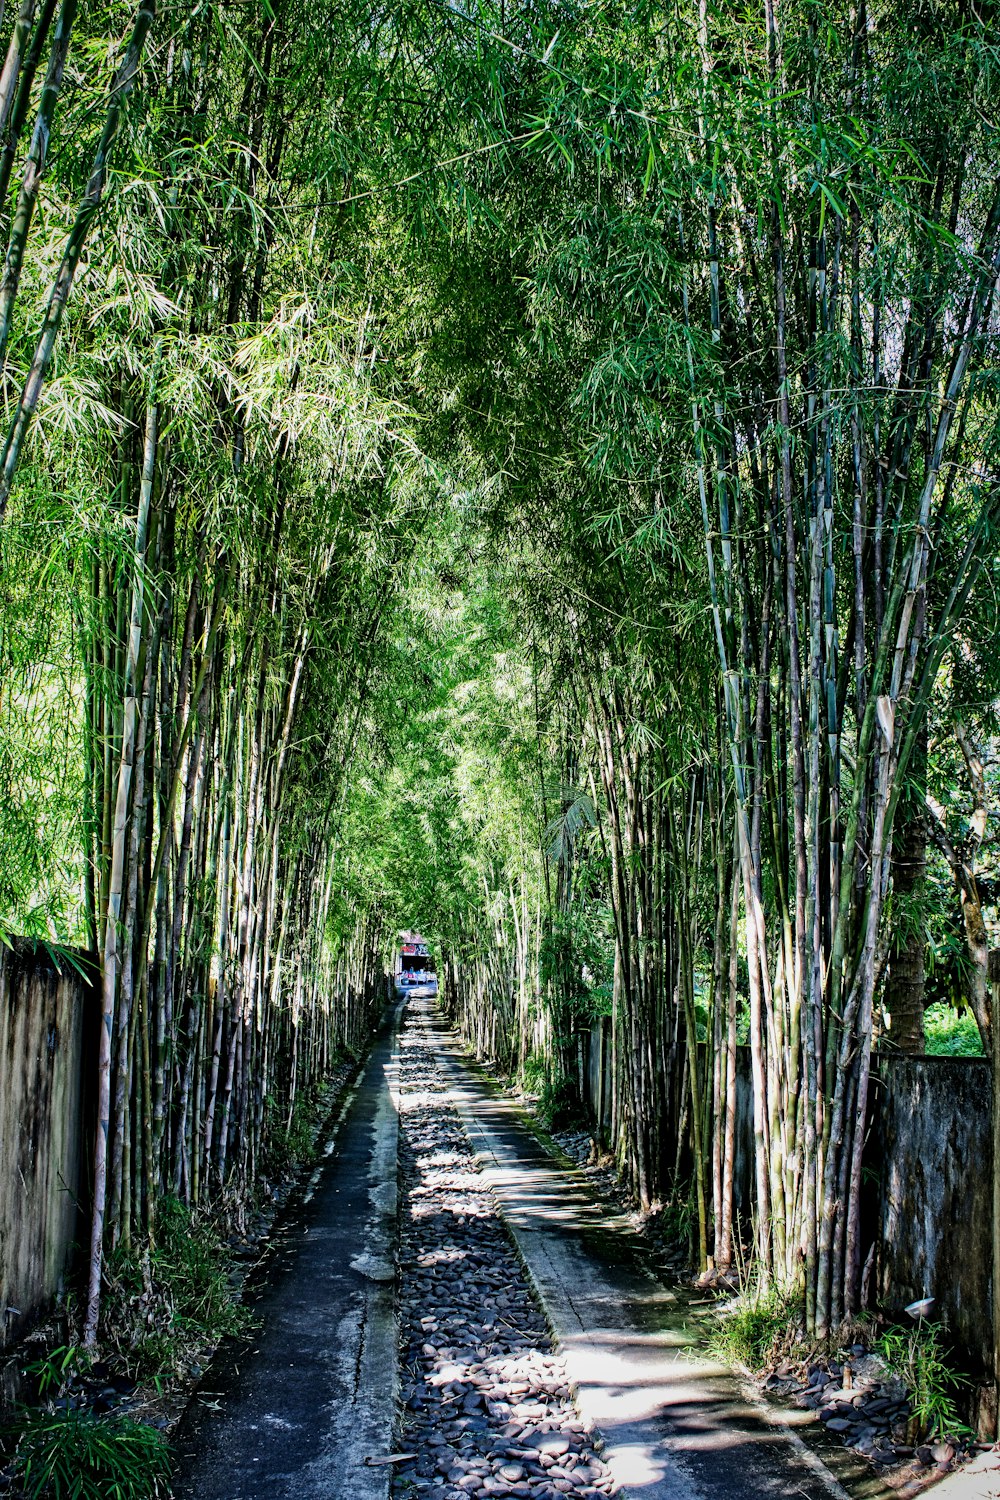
[[394, 932, 439, 999]]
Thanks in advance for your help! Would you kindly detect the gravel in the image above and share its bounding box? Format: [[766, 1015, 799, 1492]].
[[391, 1011, 616, 1500]]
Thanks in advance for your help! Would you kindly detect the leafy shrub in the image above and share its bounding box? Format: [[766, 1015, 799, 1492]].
[[923, 1002, 984, 1056], [710, 1285, 799, 1371], [874, 1323, 968, 1437], [7, 1408, 170, 1499]]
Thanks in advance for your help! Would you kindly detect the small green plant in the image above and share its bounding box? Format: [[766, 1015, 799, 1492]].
[[7, 1408, 171, 1499], [874, 1323, 968, 1437], [709, 1284, 799, 1371], [101, 1196, 250, 1379], [25, 1346, 89, 1398]]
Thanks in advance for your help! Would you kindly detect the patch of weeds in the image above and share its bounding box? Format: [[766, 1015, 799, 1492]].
[[709, 1284, 801, 1372], [5, 1407, 170, 1499], [874, 1323, 969, 1438], [262, 1076, 343, 1180], [285, 1095, 319, 1163], [102, 1196, 251, 1380], [154, 1196, 247, 1335], [923, 1002, 984, 1057]]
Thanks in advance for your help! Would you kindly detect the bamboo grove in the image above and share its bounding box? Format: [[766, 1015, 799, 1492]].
[[1, 0, 1000, 1348]]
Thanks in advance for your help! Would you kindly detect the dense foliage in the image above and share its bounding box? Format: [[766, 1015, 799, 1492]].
[[0, 0, 998, 1345]]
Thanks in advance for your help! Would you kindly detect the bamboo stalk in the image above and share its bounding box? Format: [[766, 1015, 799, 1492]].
[[83, 393, 158, 1346], [0, 0, 157, 534]]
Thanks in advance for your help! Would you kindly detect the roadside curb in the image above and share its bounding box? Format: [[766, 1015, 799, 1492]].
[[345, 998, 405, 1500]]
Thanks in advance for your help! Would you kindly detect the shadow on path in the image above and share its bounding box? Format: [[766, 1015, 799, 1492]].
[[171, 1004, 402, 1500], [426, 1000, 888, 1500]]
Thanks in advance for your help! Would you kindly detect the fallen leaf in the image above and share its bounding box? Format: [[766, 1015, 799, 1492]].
[[363, 1453, 418, 1466]]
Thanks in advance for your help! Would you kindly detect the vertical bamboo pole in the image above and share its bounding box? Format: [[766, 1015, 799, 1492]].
[[83, 396, 157, 1345]]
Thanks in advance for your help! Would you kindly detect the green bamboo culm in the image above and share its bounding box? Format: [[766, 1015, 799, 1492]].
[[0, 0, 995, 1376]]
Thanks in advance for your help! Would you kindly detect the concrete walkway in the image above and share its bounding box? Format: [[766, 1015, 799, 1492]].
[[424, 1002, 881, 1500], [172, 999, 890, 1500], [171, 1004, 402, 1500]]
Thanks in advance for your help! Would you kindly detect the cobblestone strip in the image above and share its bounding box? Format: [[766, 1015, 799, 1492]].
[[392, 1011, 616, 1500]]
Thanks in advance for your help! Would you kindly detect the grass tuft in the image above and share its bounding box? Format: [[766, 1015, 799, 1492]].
[[873, 1323, 969, 1438], [709, 1284, 800, 1371], [6, 1408, 170, 1499]]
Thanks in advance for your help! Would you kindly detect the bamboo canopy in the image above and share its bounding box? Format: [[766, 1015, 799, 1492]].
[[0, 0, 996, 1371]]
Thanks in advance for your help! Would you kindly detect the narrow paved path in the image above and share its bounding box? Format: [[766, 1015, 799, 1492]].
[[172, 999, 875, 1500], [171, 1004, 402, 1500]]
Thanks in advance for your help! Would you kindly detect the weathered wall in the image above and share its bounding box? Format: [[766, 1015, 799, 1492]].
[[585, 1018, 614, 1139], [576, 1028, 992, 1370], [875, 1054, 992, 1373], [0, 940, 97, 1348], [724, 1052, 992, 1369]]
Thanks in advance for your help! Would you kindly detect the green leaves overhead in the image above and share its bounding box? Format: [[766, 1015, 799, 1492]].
[[0, 0, 998, 1338]]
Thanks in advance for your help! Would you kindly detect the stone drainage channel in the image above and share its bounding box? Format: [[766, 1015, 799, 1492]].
[[391, 1011, 614, 1500]]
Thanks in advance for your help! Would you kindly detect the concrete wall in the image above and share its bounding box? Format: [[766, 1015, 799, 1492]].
[[585, 1019, 614, 1139], [875, 1054, 992, 1373], [577, 1027, 993, 1369], [0, 940, 97, 1348]]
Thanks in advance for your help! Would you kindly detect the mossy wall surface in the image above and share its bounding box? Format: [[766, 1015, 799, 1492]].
[[875, 1054, 991, 1373], [0, 940, 97, 1348]]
